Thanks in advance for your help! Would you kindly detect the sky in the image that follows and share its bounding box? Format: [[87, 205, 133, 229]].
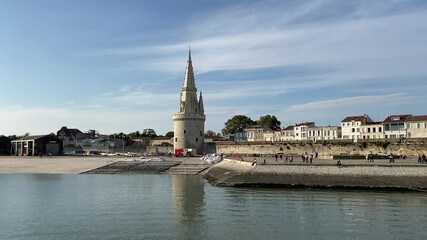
[[1, 0, 427, 136]]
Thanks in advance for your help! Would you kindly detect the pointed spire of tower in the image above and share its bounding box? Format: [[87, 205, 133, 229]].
[[199, 91, 204, 113], [183, 47, 195, 89]]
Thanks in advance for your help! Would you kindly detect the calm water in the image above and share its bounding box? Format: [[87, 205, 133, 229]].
[[0, 174, 426, 240]]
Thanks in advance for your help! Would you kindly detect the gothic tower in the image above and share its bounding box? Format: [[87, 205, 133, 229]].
[[173, 49, 205, 154]]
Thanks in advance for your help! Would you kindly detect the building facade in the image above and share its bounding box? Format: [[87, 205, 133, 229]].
[[57, 126, 83, 147], [280, 126, 294, 141], [172, 50, 205, 154], [294, 122, 315, 141], [11, 134, 63, 156], [341, 115, 373, 140], [307, 126, 341, 141], [246, 126, 270, 142], [383, 114, 411, 139], [360, 122, 383, 139], [405, 115, 427, 138]]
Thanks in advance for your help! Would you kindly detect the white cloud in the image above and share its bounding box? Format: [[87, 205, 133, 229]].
[[284, 93, 414, 113]]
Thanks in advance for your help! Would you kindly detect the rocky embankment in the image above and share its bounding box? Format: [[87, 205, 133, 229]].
[[204, 159, 427, 191]]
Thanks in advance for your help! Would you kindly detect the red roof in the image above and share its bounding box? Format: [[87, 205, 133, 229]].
[[383, 114, 411, 123], [295, 122, 314, 127], [341, 115, 368, 122], [283, 125, 294, 131]]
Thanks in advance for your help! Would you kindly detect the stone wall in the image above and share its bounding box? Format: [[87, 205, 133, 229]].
[[215, 139, 427, 157], [204, 159, 427, 190]]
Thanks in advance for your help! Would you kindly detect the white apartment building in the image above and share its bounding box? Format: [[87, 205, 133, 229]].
[[307, 126, 341, 141], [294, 122, 315, 141], [341, 115, 372, 140]]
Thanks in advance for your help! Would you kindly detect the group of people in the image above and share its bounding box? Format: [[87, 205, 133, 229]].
[[274, 154, 294, 163], [418, 154, 427, 164], [365, 154, 375, 163], [301, 152, 316, 164]]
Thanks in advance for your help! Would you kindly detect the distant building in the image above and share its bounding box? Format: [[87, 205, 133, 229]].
[[150, 137, 173, 146], [383, 114, 411, 139], [57, 126, 83, 147], [11, 134, 63, 156], [264, 129, 281, 142], [341, 115, 373, 140], [234, 128, 247, 143], [279, 126, 295, 141], [405, 115, 427, 138], [0, 135, 11, 155], [246, 125, 271, 142], [307, 126, 341, 141], [294, 122, 315, 141]]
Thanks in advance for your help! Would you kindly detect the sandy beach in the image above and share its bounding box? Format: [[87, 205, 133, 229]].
[[0, 156, 122, 174]]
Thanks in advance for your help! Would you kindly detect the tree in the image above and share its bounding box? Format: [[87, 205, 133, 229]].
[[142, 128, 157, 138], [128, 131, 141, 139], [165, 131, 174, 137], [204, 130, 216, 137], [257, 115, 281, 130], [222, 115, 256, 135]]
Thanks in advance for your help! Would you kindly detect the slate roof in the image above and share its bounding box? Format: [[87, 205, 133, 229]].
[[283, 126, 294, 131], [295, 122, 314, 127], [57, 126, 82, 136], [407, 115, 427, 122], [383, 114, 412, 123]]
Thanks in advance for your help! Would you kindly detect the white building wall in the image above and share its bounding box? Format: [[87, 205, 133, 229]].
[[407, 122, 427, 138]]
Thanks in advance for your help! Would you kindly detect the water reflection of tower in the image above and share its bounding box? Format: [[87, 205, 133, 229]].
[[172, 175, 206, 238]]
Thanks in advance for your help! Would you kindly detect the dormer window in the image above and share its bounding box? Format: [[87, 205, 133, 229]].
[[391, 116, 400, 121]]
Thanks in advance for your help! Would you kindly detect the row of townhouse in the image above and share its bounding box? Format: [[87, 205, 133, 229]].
[[234, 114, 427, 143]]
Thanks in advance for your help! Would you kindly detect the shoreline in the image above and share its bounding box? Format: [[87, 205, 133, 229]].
[[203, 159, 427, 191]]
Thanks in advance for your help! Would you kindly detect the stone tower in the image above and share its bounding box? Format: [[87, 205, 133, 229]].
[[173, 49, 206, 154]]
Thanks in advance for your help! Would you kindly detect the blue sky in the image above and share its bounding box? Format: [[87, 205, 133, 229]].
[[1, 0, 427, 136]]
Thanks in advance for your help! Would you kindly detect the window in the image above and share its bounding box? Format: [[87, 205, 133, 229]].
[[175, 138, 177, 142], [373, 128, 376, 133], [196, 137, 198, 142], [379, 127, 382, 132], [356, 128, 360, 132], [184, 130, 186, 134], [352, 128, 355, 133], [367, 128, 371, 133]]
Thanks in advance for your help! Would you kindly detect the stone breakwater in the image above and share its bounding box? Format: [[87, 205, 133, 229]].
[[204, 159, 427, 191]]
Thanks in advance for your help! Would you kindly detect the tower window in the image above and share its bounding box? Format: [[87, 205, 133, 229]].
[[184, 130, 186, 134], [196, 137, 198, 142], [175, 138, 177, 142]]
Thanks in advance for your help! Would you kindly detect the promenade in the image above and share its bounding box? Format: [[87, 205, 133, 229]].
[[237, 156, 424, 166]]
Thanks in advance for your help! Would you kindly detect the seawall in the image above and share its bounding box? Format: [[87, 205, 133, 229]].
[[215, 139, 427, 157], [204, 159, 427, 191]]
